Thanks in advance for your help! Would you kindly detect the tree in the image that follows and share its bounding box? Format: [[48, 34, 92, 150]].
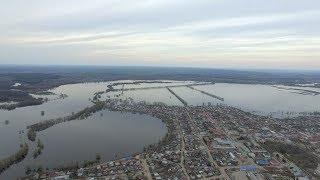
[[96, 154, 101, 162], [25, 166, 31, 175], [27, 128, 36, 141]]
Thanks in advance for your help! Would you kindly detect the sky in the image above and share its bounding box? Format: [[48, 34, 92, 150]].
[[0, 0, 319, 69]]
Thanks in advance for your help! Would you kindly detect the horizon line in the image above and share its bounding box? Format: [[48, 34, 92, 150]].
[[0, 63, 320, 73]]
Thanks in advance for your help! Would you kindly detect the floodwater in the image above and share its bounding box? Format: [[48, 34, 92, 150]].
[[114, 82, 320, 117], [0, 81, 167, 179], [170, 86, 219, 106], [168, 83, 320, 117], [193, 83, 320, 116], [109, 88, 183, 106]]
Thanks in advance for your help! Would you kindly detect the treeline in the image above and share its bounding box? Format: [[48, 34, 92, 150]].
[[0, 143, 29, 174], [27, 101, 105, 141], [33, 139, 44, 159], [56, 154, 101, 171], [108, 81, 172, 89], [0, 98, 43, 110], [94, 80, 174, 98], [0, 89, 30, 102], [83, 154, 101, 167], [167, 87, 188, 106], [0, 89, 44, 110], [27, 128, 36, 141], [187, 86, 224, 101]]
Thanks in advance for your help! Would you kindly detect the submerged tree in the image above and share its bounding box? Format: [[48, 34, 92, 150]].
[[27, 128, 36, 141]]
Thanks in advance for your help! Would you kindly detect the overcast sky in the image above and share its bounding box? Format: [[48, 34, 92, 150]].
[[0, 0, 319, 69]]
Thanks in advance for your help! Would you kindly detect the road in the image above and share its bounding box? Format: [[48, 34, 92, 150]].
[[139, 155, 153, 180], [184, 107, 230, 180], [179, 125, 191, 180]]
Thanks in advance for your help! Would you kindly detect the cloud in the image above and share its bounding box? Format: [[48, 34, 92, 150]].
[[0, 0, 319, 69]]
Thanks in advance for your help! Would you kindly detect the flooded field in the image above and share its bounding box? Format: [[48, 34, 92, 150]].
[[170, 86, 220, 106], [194, 83, 320, 116], [110, 82, 320, 117]]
